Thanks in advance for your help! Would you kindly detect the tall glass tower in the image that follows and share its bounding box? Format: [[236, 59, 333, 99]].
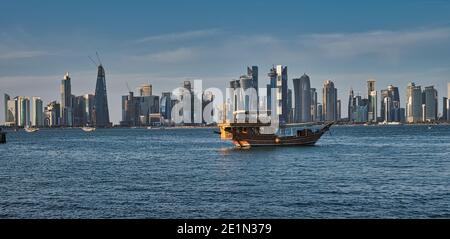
[[447, 82, 450, 121], [380, 85, 401, 122], [367, 79, 377, 123], [4, 94, 10, 124], [267, 65, 288, 124], [423, 86, 438, 122], [94, 65, 111, 127], [247, 66, 258, 91], [293, 74, 311, 123], [348, 88, 355, 122], [406, 82, 422, 123], [61, 72, 73, 127], [323, 80, 337, 122], [310, 88, 317, 122]]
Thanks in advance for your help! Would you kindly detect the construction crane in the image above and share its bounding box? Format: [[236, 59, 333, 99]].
[[96, 52, 103, 66], [88, 56, 98, 67], [126, 82, 132, 93]]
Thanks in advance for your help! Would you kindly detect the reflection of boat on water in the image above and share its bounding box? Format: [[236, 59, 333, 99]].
[[24, 127, 39, 133], [217, 122, 334, 148], [82, 127, 96, 132]]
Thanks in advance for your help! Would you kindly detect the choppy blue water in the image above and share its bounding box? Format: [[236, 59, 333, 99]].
[[1, 125, 449, 218]]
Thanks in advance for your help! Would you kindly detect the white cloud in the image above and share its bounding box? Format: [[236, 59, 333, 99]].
[[131, 47, 197, 63], [135, 28, 222, 43], [0, 50, 51, 60], [300, 27, 450, 58]]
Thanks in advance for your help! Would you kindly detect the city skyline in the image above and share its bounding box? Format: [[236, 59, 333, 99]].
[[3, 64, 450, 126], [1, 0, 450, 124]]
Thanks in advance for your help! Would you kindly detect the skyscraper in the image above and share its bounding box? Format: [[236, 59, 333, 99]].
[[380, 85, 401, 122], [120, 86, 160, 127], [421, 104, 426, 122], [447, 98, 450, 122], [443, 97, 448, 121], [266, 82, 274, 117], [4, 94, 10, 125], [61, 72, 73, 127], [85, 94, 95, 125], [161, 92, 174, 123], [74, 94, 95, 127], [367, 79, 377, 123], [353, 95, 369, 123], [240, 75, 254, 113], [228, 66, 259, 124], [120, 92, 138, 126], [17, 96, 30, 127], [247, 66, 258, 93], [423, 86, 438, 122], [267, 65, 288, 124], [317, 103, 323, 122], [348, 89, 354, 122], [323, 80, 337, 122], [229, 79, 241, 115], [31, 97, 43, 127], [337, 100, 341, 120], [5, 97, 17, 126], [44, 101, 61, 127], [447, 83, 450, 121], [94, 65, 111, 127], [310, 88, 317, 122], [287, 89, 293, 123], [406, 82, 422, 123], [293, 74, 311, 123], [139, 84, 152, 97], [245, 66, 259, 121], [182, 80, 194, 124]]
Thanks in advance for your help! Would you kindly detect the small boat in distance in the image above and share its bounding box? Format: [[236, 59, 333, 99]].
[[82, 126, 96, 132], [147, 126, 164, 130], [24, 126, 39, 133], [379, 121, 403, 126]]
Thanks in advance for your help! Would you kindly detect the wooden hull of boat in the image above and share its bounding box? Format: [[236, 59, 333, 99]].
[[232, 132, 324, 148]]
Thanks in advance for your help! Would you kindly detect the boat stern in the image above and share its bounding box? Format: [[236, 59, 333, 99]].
[[218, 123, 233, 140]]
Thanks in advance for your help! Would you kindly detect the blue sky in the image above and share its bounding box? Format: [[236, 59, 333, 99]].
[[1, 0, 450, 123]]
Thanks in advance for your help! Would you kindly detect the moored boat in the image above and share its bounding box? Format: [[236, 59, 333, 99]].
[[24, 127, 39, 133], [218, 122, 334, 148], [82, 126, 96, 132]]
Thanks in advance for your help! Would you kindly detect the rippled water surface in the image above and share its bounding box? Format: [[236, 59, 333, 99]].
[[1, 125, 449, 218]]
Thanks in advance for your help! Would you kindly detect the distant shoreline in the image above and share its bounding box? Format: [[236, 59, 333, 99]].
[[0, 125, 219, 130], [1, 122, 449, 130]]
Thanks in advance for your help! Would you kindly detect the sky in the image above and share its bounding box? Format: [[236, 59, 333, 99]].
[[1, 0, 450, 124]]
